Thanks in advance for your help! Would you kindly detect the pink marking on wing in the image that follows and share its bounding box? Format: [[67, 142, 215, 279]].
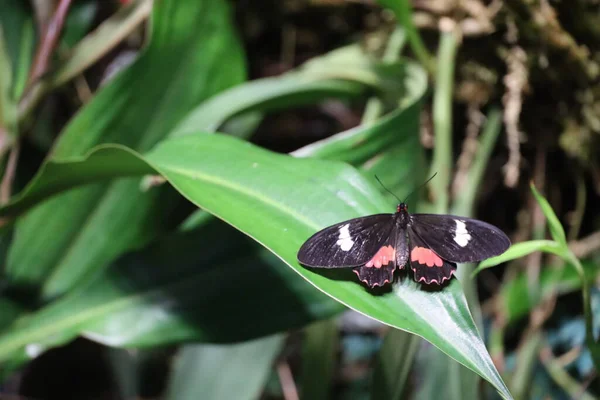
[[410, 246, 443, 267], [365, 245, 395, 268]]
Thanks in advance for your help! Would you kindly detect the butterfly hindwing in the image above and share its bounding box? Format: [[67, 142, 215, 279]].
[[409, 214, 510, 263], [352, 229, 398, 288], [297, 214, 395, 268], [408, 229, 456, 285]]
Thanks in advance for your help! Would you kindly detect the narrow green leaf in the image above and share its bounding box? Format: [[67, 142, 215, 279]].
[[529, 182, 567, 247], [376, 0, 434, 74], [12, 18, 33, 100], [472, 240, 563, 277], [0, 25, 16, 135], [165, 335, 284, 400], [510, 331, 542, 399], [0, 134, 511, 398], [52, 0, 152, 88], [0, 0, 34, 99], [61, 1, 99, 48], [414, 344, 480, 400], [429, 31, 457, 214], [372, 329, 419, 400], [301, 320, 338, 400], [421, 28, 481, 400], [6, 0, 247, 300], [293, 60, 426, 164], [451, 108, 502, 217], [106, 348, 140, 399]]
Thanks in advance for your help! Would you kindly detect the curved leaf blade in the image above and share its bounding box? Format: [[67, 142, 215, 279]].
[[0, 134, 510, 399], [472, 240, 563, 277], [146, 135, 511, 399], [530, 182, 567, 247]]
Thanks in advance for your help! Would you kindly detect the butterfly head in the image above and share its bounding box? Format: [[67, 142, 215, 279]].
[[396, 203, 408, 213]]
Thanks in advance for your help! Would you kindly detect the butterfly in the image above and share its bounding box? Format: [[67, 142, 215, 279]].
[[297, 202, 510, 288]]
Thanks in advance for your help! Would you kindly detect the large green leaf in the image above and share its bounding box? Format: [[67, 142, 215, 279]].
[[6, 0, 246, 300], [0, 134, 510, 398], [0, 218, 339, 354], [144, 134, 510, 398], [0, 55, 427, 218]]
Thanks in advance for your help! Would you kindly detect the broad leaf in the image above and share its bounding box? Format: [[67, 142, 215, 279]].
[[0, 219, 339, 351], [0, 134, 511, 399]]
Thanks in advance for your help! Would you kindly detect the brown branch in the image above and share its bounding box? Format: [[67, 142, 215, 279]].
[[276, 361, 299, 400], [0, 141, 20, 204], [502, 41, 527, 188], [569, 231, 600, 259], [540, 345, 598, 400], [526, 145, 546, 300], [27, 0, 73, 85], [452, 104, 483, 196]]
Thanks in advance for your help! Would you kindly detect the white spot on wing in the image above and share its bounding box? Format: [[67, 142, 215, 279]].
[[454, 220, 471, 247], [336, 224, 355, 251]]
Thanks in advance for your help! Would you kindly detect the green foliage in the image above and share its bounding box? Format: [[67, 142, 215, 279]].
[[473, 183, 600, 371], [4, 0, 598, 398]]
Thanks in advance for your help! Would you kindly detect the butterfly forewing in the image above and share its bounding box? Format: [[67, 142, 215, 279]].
[[297, 214, 394, 268], [409, 214, 510, 263]]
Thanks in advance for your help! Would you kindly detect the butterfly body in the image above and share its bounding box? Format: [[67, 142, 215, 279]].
[[297, 203, 510, 287]]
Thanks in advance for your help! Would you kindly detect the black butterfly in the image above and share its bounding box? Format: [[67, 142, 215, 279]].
[[297, 203, 510, 288]]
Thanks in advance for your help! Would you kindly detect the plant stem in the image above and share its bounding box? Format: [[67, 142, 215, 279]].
[[511, 331, 542, 400], [566, 252, 600, 369], [377, 0, 435, 75], [27, 0, 73, 84], [451, 108, 502, 217], [301, 319, 338, 400], [361, 26, 406, 124], [431, 30, 458, 214], [540, 344, 598, 400]]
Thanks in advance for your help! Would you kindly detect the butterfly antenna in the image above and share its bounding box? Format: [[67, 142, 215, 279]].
[[374, 175, 403, 203], [402, 172, 438, 203]]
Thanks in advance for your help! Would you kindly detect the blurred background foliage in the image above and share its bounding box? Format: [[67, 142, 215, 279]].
[[0, 0, 599, 399]]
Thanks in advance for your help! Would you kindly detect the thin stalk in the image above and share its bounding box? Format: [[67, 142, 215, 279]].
[[300, 319, 338, 400], [540, 345, 598, 400], [430, 31, 458, 214], [377, 0, 435, 75], [511, 331, 542, 400], [566, 252, 599, 368], [18, 0, 152, 123], [361, 26, 406, 124], [372, 329, 420, 400], [451, 109, 502, 217]]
